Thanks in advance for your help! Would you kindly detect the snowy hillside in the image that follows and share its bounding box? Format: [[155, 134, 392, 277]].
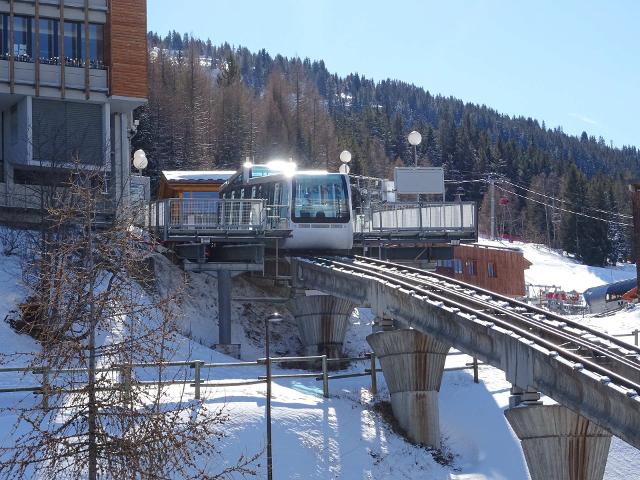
[[1, 241, 640, 478], [479, 237, 636, 293]]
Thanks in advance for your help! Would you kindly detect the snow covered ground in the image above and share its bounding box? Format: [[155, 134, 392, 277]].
[[479, 237, 636, 293], [1, 239, 640, 478]]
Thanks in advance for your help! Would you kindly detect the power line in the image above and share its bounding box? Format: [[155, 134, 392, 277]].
[[495, 185, 633, 227], [500, 178, 633, 220]]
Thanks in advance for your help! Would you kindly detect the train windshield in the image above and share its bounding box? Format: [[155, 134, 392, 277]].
[[292, 174, 350, 223]]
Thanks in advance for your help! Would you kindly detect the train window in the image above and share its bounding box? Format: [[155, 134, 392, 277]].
[[292, 174, 350, 223]]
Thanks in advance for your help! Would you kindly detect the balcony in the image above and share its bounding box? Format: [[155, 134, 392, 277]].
[[0, 59, 108, 96], [24, 0, 108, 11]]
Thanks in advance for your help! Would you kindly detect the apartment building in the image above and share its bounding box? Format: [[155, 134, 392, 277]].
[[0, 0, 147, 210]]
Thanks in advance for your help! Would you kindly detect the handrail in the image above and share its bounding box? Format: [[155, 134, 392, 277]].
[[0, 349, 483, 400]]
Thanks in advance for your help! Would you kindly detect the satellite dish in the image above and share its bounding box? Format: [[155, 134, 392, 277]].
[[339, 150, 352, 163], [339, 164, 350, 175], [408, 130, 422, 146]]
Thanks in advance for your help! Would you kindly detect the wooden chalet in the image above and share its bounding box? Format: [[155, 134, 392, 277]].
[[158, 171, 237, 200], [436, 244, 532, 297]]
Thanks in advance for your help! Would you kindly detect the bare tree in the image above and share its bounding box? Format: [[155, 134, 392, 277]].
[[0, 163, 258, 479]]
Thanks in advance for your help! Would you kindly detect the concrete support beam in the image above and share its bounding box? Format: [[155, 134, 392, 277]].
[[367, 329, 451, 448], [217, 270, 232, 345], [372, 315, 394, 333], [505, 404, 612, 480], [287, 295, 355, 357]]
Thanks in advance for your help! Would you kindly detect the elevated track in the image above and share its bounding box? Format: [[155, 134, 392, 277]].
[[293, 255, 640, 449]]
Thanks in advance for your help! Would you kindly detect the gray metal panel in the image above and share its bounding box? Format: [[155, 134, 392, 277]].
[[32, 99, 103, 165], [64, 67, 85, 90], [13, 62, 35, 85], [394, 167, 445, 195]]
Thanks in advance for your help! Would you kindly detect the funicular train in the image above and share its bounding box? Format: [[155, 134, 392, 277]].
[[219, 161, 354, 250]]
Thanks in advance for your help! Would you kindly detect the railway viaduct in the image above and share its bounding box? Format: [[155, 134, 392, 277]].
[[290, 256, 640, 480]]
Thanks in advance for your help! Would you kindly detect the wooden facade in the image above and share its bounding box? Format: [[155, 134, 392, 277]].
[[107, 0, 148, 99], [158, 171, 237, 200], [436, 244, 532, 297]]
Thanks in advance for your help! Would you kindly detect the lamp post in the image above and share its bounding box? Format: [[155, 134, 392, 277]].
[[407, 130, 422, 167], [339, 150, 351, 175], [265, 312, 283, 480], [132, 149, 148, 176], [408, 131, 422, 202]]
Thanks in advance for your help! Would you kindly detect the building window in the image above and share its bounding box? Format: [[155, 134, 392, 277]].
[[13, 16, 34, 62], [453, 259, 463, 274], [488, 262, 497, 278], [465, 260, 477, 276], [64, 21, 83, 67], [39, 18, 60, 64], [183, 192, 219, 200], [0, 16, 8, 59], [88, 24, 104, 68]]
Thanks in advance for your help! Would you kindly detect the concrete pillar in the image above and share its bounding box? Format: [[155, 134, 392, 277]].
[[505, 404, 612, 480], [287, 295, 355, 357], [217, 270, 232, 345], [367, 329, 450, 448]]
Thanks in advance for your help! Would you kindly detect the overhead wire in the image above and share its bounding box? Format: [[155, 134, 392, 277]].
[[494, 184, 632, 227], [499, 178, 632, 219]]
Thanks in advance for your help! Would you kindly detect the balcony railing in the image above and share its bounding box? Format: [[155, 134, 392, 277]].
[[0, 182, 113, 214], [150, 199, 284, 238], [354, 202, 477, 234], [37, 0, 109, 10]]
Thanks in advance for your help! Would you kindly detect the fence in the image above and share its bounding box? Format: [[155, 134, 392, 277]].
[[149, 198, 293, 240], [354, 202, 477, 234], [0, 351, 482, 406], [611, 329, 640, 346]]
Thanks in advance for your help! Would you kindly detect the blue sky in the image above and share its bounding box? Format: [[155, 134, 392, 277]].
[[149, 0, 639, 148]]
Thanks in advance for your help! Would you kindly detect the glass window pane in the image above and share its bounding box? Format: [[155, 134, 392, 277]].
[[89, 24, 104, 68], [64, 21, 83, 67], [14, 16, 33, 61], [292, 174, 350, 223], [0, 15, 8, 59], [39, 19, 60, 64]]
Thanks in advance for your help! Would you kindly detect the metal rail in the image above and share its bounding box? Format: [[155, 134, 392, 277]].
[[345, 256, 640, 374], [305, 256, 640, 394], [351, 255, 640, 356]]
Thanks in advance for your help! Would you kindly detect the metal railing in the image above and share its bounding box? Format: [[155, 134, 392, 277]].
[[0, 351, 483, 404], [149, 199, 296, 239], [612, 329, 640, 346], [150, 199, 271, 234], [354, 201, 476, 234], [0, 183, 113, 213]]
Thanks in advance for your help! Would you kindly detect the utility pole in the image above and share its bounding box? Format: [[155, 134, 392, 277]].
[[265, 313, 283, 480], [489, 174, 496, 240]]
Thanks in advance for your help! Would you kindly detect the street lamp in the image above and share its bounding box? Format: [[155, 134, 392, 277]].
[[408, 131, 422, 167], [339, 150, 351, 175], [132, 149, 148, 175], [265, 312, 283, 480]]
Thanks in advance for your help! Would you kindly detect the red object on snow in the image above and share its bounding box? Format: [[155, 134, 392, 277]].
[[623, 287, 638, 301], [499, 197, 509, 205]]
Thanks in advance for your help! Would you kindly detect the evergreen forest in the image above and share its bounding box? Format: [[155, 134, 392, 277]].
[[134, 32, 640, 267]]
